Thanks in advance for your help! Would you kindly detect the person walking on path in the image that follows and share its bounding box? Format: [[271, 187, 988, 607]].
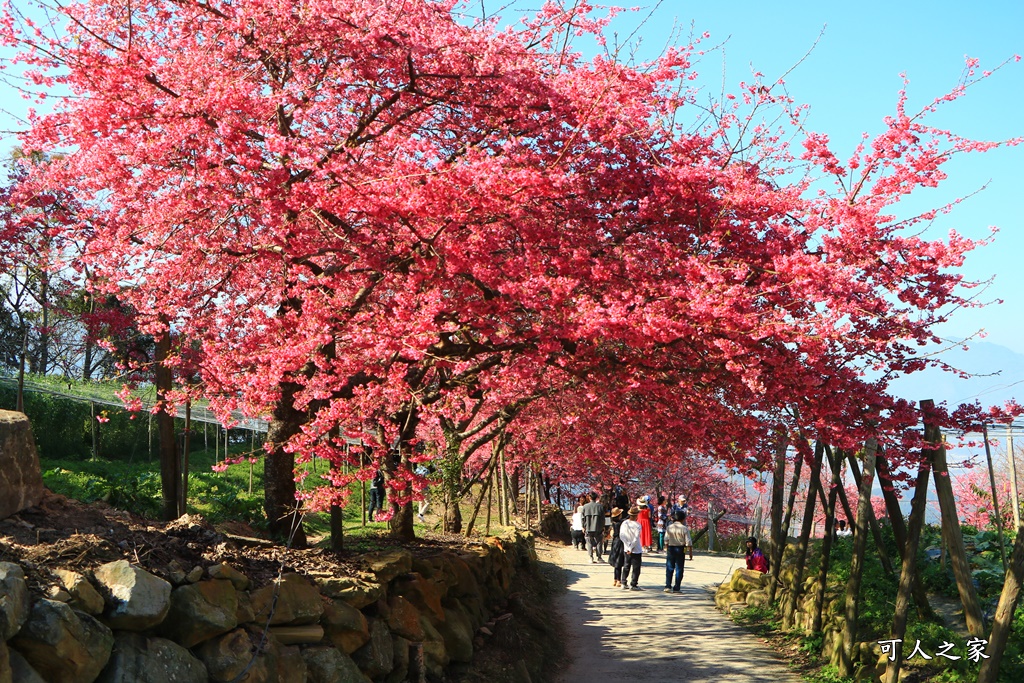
[[582, 492, 606, 563], [636, 496, 653, 552], [607, 507, 626, 587], [664, 510, 693, 593], [655, 495, 668, 552], [618, 506, 644, 590], [571, 504, 585, 550]]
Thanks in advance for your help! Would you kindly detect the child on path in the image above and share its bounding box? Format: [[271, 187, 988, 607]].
[[607, 507, 626, 587], [663, 510, 693, 593], [618, 506, 644, 590], [571, 505, 585, 550]]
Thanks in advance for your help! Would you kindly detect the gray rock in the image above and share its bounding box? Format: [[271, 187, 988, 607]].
[[300, 646, 369, 683], [207, 563, 250, 591], [235, 590, 255, 625], [352, 618, 394, 679], [10, 598, 114, 683], [250, 573, 324, 626], [322, 599, 370, 654], [362, 549, 413, 584], [437, 602, 475, 663], [8, 648, 46, 683], [96, 632, 207, 683], [275, 645, 307, 683], [185, 566, 204, 584], [92, 560, 171, 630], [195, 628, 264, 683], [161, 579, 238, 647], [0, 562, 30, 640], [386, 635, 410, 683], [53, 569, 105, 616], [0, 639, 10, 683], [315, 575, 383, 609], [0, 411, 44, 520]]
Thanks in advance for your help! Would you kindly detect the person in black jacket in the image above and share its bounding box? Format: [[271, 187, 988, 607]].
[[368, 470, 386, 521]]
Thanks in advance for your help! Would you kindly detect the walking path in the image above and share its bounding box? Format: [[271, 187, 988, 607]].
[[552, 545, 805, 683]]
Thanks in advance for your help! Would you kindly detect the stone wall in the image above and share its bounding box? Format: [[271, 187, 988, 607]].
[[713, 547, 888, 683], [0, 410, 44, 521], [0, 531, 540, 683]]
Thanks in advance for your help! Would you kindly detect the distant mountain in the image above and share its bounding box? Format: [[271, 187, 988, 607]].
[[887, 341, 1024, 410]]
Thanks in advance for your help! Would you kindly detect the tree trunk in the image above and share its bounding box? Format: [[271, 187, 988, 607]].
[[768, 435, 789, 604], [783, 441, 824, 629], [884, 449, 933, 683], [154, 330, 180, 521], [180, 399, 191, 515], [876, 449, 933, 619], [845, 450, 895, 576], [824, 445, 856, 526], [977, 518, 1024, 683], [387, 408, 418, 542], [811, 447, 840, 633], [929, 403, 986, 637], [839, 437, 878, 678], [982, 423, 1008, 571], [264, 380, 307, 547]]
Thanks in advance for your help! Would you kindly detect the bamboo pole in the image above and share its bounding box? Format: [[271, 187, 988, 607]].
[[839, 437, 878, 678], [1009, 429, 1020, 529], [884, 446, 934, 683], [928, 401, 986, 637], [783, 441, 824, 630], [982, 423, 1008, 571]]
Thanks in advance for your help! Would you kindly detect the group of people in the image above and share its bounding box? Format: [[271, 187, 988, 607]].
[[571, 491, 694, 592]]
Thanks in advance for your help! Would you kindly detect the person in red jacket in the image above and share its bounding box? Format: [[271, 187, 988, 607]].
[[746, 536, 769, 573]]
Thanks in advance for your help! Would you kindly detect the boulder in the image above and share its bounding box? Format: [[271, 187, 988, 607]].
[[92, 560, 171, 630], [207, 564, 250, 591], [0, 562, 30, 640], [274, 645, 307, 683], [235, 591, 255, 625], [301, 646, 369, 683], [161, 579, 238, 647], [52, 569, 105, 616], [322, 599, 370, 654], [195, 627, 273, 683], [352, 618, 394, 680], [385, 596, 423, 642], [730, 568, 767, 593], [538, 506, 572, 543], [387, 635, 410, 683], [437, 602, 475, 663], [418, 615, 449, 679], [250, 573, 324, 626], [746, 590, 770, 608], [363, 549, 413, 584], [392, 573, 444, 621], [445, 556, 480, 600], [314, 575, 383, 610], [8, 648, 45, 683], [96, 632, 207, 683], [10, 598, 114, 683], [0, 639, 9, 683], [0, 411, 44, 520]]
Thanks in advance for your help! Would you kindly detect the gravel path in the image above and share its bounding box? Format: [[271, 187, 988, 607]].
[[552, 545, 805, 683]]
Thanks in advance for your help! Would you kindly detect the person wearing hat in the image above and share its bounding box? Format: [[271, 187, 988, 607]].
[[636, 496, 653, 552], [671, 493, 688, 520], [618, 506, 645, 590], [745, 536, 769, 573]]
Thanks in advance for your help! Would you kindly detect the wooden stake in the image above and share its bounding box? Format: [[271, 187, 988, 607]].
[[983, 423, 1008, 571]]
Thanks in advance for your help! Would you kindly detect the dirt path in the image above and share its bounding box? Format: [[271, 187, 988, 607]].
[[552, 545, 805, 683]]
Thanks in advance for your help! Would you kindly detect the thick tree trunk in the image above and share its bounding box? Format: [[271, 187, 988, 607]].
[[783, 441, 824, 629], [154, 331, 180, 521], [839, 438, 878, 678], [387, 408, 419, 542], [977, 519, 1024, 683], [768, 435, 788, 604], [884, 450, 933, 683], [264, 380, 307, 547]]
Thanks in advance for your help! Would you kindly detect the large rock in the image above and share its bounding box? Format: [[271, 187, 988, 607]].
[[352, 618, 394, 680], [52, 569, 104, 616], [207, 564, 250, 591], [437, 602, 475, 663], [10, 598, 114, 683], [387, 635, 410, 683], [746, 589, 770, 608], [195, 626, 287, 683], [363, 549, 413, 584], [321, 599, 370, 654], [730, 568, 767, 593], [538, 506, 572, 543], [385, 596, 423, 642], [0, 411, 44, 520], [418, 614, 449, 679], [250, 573, 324, 626], [315, 575, 383, 610], [0, 639, 10, 683], [274, 644, 307, 683], [392, 573, 444, 621], [301, 646, 369, 683], [96, 632, 207, 683], [0, 562, 30, 640], [92, 560, 171, 630], [161, 579, 238, 647]]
